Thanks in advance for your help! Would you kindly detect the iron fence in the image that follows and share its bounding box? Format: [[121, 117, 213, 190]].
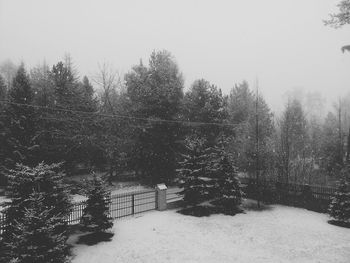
[[244, 178, 338, 200], [0, 187, 183, 234], [0, 189, 157, 234], [244, 178, 340, 212], [67, 189, 157, 225]]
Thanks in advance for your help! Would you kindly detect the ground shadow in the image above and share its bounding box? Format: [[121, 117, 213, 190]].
[[76, 232, 114, 246], [328, 220, 350, 229], [242, 199, 274, 212], [177, 205, 220, 217], [177, 203, 244, 217]]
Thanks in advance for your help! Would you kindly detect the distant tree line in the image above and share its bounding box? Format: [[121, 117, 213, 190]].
[[0, 50, 350, 186]]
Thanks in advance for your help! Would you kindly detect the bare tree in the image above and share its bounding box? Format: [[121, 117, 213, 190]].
[[92, 62, 123, 114], [91, 63, 130, 183]]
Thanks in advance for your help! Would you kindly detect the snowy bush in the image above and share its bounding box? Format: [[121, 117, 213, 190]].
[[177, 136, 213, 206], [1, 163, 72, 263], [5, 193, 70, 263], [328, 178, 350, 225], [210, 141, 243, 214]]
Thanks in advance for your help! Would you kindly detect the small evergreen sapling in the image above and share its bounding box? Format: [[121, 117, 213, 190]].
[[80, 174, 113, 233], [328, 177, 350, 225]]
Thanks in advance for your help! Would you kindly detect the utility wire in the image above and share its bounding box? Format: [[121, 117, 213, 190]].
[[0, 100, 238, 128]]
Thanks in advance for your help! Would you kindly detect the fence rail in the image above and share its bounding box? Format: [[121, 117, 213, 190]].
[[166, 187, 183, 202]]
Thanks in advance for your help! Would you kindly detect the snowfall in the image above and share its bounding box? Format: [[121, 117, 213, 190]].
[[69, 200, 350, 263]]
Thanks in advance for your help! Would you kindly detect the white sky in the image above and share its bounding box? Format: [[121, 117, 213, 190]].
[[0, 0, 349, 112]]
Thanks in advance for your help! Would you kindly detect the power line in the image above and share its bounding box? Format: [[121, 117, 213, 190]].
[[0, 100, 238, 128]]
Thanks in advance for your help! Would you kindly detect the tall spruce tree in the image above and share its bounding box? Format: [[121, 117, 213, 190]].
[[40, 61, 99, 172], [80, 174, 113, 233], [227, 81, 274, 176], [182, 79, 227, 145], [125, 50, 184, 183], [3, 64, 38, 168], [0, 74, 8, 184]]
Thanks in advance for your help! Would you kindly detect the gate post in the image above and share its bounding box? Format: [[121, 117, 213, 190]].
[[156, 184, 167, 211]]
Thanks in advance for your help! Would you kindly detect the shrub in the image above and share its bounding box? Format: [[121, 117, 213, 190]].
[[328, 178, 350, 225], [1, 163, 71, 263]]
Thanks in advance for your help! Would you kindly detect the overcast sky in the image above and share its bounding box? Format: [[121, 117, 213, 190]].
[[0, 0, 349, 112]]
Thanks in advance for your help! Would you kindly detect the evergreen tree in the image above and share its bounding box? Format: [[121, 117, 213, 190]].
[[3, 64, 38, 168], [177, 136, 212, 206], [40, 61, 99, 172], [80, 174, 113, 233], [5, 193, 70, 263], [182, 79, 227, 145], [328, 169, 350, 224], [210, 139, 243, 214], [0, 74, 8, 184], [125, 50, 184, 183], [1, 163, 72, 262], [227, 81, 274, 175], [30, 62, 55, 107]]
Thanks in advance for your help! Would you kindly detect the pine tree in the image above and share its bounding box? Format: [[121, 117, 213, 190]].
[[80, 174, 113, 233], [5, 193, 70, 263], [177, 137, 212, 206], [3, 64, 38, 168], [1, 163, 72, 262], [328, 169, 350, 224], [125, 50, 184, 183], [210, 139, 243, 214], [0, 74, 8, 184], [182, 79, 227, 145]]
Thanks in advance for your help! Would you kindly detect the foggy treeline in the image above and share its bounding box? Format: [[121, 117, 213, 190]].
[[0, 51, 349, 186]]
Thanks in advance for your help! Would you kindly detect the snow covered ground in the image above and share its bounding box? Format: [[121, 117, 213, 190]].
[[70, 201, 350, 263]]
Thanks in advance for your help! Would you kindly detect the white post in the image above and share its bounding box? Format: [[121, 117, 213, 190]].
[[156, 184, 167, 211]]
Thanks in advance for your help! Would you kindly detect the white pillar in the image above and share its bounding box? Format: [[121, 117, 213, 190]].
[[156, 184, 167, 211]]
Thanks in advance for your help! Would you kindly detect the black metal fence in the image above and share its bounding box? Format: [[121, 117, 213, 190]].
[[0, 189, 157, 234], [67, 189, 157, 225], [243, 178, 339, 212], [0, 187, 184, 234]]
